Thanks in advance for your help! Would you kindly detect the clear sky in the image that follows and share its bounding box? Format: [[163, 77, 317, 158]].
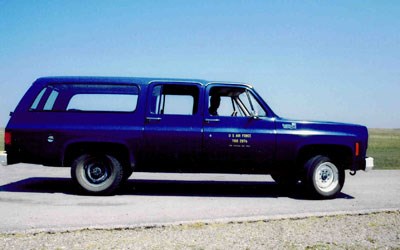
[[0, 1, 399, 128]]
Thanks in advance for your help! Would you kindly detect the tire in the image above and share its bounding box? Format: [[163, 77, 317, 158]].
[[304, 155, 345, 199], [71, 154, 124, 195]]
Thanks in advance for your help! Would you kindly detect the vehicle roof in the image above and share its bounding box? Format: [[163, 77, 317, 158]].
[[35, 76, 251, 87]]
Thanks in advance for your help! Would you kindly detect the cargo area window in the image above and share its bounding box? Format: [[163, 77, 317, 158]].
[[67, 94, 137, 112], [150, 84, 199, 115], [43, 90, 59, 110], [30, 88, 47, 110], [29, 83, 139, 112]]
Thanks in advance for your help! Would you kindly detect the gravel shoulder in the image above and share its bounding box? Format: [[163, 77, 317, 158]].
[[1, 210, 399, 250]]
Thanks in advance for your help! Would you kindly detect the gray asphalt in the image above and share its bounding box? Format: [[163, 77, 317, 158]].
[[0, 164, 399, 233]]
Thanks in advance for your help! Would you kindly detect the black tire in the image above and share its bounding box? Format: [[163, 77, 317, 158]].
[[71, 154, 124, 195], [304, 155, 345, 199]]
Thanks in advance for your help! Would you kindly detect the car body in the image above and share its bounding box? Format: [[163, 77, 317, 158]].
[[1, 76, 374, 198]]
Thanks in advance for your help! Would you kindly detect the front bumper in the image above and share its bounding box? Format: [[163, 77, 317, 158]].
[[0, 151, 7, 166], [365, 157, 374, 172]]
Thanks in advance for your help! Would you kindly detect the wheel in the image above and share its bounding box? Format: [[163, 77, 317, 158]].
[[304, 155, 345, 199], [71, 154, 124, 195]]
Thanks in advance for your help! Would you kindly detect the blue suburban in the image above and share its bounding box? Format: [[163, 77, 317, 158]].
[[1, 76, 374, 199]]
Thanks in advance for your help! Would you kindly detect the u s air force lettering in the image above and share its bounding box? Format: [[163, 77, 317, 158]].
[[228, 133, 252, 148]]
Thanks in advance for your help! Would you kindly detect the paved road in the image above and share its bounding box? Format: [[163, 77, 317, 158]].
[[0, 164, 399, 233]]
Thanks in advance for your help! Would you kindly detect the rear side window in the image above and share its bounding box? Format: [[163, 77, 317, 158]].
[[67, 94, 137, 112], [30, 83, 139, 112]]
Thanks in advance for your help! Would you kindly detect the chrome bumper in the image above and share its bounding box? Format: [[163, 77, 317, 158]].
[[0, 151, 7, 166], [365, 157, 374, 172]]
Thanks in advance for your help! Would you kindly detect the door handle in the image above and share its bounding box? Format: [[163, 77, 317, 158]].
[[204, 118, 220, 123], [146, 117, 162, 122]]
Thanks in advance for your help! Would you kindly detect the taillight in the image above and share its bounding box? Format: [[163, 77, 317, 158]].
[[355, 142, 360, 157], [5, 131, 12, 146]]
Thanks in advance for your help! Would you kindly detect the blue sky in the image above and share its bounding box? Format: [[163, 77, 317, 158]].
[[0, 1, 399, 128]]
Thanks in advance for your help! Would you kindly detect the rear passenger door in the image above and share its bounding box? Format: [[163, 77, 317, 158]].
[[142, 82, 203, 171]]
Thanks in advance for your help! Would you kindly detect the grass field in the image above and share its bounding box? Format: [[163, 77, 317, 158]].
[[0, 129, 3, 151], [368, 129, 400, 169], [0, 128, 398, 169]]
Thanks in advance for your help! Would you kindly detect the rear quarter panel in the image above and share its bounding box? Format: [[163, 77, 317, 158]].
[[5, 80, 148, 167]]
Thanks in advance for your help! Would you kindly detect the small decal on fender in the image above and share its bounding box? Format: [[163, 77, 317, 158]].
[[282, 123, 297, 130]]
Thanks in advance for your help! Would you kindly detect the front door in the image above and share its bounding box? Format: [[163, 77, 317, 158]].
[[202, 84, 276, 174]]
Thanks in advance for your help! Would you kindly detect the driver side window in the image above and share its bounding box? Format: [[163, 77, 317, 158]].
[[208, 86, 267, 117]]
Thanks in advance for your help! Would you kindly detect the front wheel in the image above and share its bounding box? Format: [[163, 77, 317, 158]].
[[71, 154, 124, 195], [304, 155, 345, 199]]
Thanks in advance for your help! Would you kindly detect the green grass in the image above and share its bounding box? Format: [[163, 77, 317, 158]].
[[0, 129, 3, 151], [368, 129, 400, 169], [0, 128, 398, 169]]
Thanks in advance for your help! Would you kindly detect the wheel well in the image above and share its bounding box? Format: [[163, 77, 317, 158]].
[[297, 145, 353, 170], [63, 142, 131, 170]]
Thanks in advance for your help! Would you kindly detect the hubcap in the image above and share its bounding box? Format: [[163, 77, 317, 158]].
[[314, 162, 339, 193], [85, 160, 110, 184]]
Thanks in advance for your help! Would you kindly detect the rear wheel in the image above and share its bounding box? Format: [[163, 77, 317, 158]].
[[304, 155, 345, 199], [71, 154, 124, 195]]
